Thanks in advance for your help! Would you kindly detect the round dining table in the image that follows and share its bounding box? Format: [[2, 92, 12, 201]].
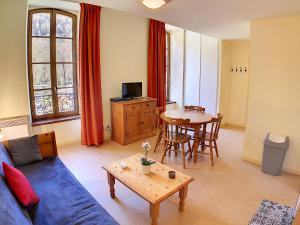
[[161, 109, 214, 163]]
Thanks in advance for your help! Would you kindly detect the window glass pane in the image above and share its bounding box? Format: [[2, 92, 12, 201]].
[[32, 37, 50, 62], [34, 90, 53, 115], [56, 39, 72, 62], [32, 13, 50, 36], [56, 64, 73, 88], [57, 88, 75, 112], [56, 14, 72, 38], [32, 64, 51, 89]]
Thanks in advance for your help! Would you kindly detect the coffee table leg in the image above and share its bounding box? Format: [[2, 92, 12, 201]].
[[150, 203, 160, 225], [179, 185, 188, 212], [107, 172, 115, 198]]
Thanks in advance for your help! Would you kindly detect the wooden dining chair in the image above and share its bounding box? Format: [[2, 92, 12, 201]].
[[154, 106, 165, 152], [183, 105, 205, 135], [194, 113, 223, 166], [184, 105, 205, 112], [160, 116, 192, 169]]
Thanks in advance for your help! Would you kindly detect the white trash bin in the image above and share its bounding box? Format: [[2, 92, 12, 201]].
[[262, 133, 289, 176]]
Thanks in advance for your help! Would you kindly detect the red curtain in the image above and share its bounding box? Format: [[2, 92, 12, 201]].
[[147, 19, 166, 110], [79, 3, 104, 146]]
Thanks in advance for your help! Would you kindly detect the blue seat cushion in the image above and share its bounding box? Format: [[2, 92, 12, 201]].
[[0, 176, 33, 225], [0, 143, 13, 176], [18, 157, 119, 225]]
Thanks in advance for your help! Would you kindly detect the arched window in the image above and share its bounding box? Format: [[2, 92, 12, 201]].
[[28, 8, 78, 123]]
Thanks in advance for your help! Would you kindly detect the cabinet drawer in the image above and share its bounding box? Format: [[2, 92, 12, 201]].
[[141, 101, 155, 109], [124, 104, 140, 111]]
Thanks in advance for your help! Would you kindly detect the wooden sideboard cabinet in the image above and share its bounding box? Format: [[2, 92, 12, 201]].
[[111, 98, 157, 145]]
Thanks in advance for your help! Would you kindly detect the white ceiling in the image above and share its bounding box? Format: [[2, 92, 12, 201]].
[[65, 0, 300, 39]]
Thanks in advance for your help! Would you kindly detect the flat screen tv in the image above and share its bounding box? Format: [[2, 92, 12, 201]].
[[122, 82, 142, 99]]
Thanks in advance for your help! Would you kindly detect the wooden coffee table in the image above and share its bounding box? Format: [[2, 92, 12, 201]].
[[102, 153, 194, 225]]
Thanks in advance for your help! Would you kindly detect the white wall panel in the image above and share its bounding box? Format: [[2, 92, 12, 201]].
[[183, 31, 201, 106], [200, 35, 219, 115]]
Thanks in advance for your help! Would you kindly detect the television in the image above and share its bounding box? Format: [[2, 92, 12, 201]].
[[122, 82, 142, 99]]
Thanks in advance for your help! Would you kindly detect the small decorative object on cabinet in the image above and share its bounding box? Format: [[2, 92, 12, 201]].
[[111, 97, 157, 145], [141, 141, 155, 175]]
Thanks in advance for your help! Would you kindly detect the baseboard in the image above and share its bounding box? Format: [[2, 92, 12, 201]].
[[241, 155, 261, 165], [57, 139, 81, 147], [220, 122, 228, 128], [242, 155, 300, 176], [221, 123, 245, 130]]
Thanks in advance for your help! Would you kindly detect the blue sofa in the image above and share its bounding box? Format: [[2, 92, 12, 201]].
[[0, 132, 119, 225]]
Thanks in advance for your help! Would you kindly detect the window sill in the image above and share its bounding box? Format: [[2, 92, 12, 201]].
[[32, 115, 81, 127], [166, 101, 176, 105]]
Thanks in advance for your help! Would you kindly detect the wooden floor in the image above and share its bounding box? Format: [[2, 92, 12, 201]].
[[59, 126, 300, 225]]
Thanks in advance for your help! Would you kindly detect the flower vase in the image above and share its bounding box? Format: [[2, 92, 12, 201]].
[[142, 165, 151, 175]]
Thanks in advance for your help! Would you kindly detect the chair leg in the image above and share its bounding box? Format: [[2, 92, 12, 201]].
[[174, 143, 179, 157], [181, 143, 186, 169], [214, 140, 219, 157], [188, 140, 192, 160], [209, 141, 214, 166], [168, 143, 172, 156], [160, 140, 168, 164], [154, 131, 163, 153], [201, 140, 205, 152]]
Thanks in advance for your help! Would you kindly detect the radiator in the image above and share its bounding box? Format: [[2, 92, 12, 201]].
[[0, 115, 31, 140]]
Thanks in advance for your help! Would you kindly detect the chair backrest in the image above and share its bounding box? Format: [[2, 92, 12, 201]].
[[160, 115, 190, 142], [184, 105, 205, 112], [155, 106, 165, 129], [208, 113, 223, 140]]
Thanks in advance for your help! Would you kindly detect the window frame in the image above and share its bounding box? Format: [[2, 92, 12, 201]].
[[166, 31, 171, 102], [27, 8, 79, 123]]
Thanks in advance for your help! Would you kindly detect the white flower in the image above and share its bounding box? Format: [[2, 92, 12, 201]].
[[141, 141, 151, 151]]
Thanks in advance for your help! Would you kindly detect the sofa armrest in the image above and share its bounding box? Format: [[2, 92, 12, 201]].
[[2, 132, 58, 158]]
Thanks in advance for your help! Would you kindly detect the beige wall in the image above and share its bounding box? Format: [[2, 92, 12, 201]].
[[1, 1, 149, 145], [219, 41, 231, 124], [32, 120, 81, 146], [219, 40, 250, 127], [100, 8, 149, 131], [0, 0, 29, 118], [243, 17, 300, 174]]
